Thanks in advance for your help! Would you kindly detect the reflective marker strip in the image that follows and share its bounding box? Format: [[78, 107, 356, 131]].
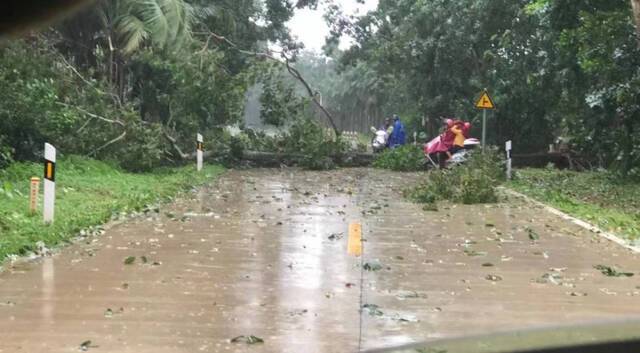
[[44, 160, 56, 182], [348, 222, 362, 256], [43, 143, 56, 224], [197, 142, 204, 151]]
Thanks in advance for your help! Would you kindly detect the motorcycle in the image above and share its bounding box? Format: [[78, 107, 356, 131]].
[[370, 127, 389, 153], [424, 135, 480, 168]]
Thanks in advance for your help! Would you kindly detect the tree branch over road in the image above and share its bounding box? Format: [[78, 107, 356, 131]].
[[198, 31, 341, 137]]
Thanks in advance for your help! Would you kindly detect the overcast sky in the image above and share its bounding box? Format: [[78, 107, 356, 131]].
[[287, 0, 379, 52]]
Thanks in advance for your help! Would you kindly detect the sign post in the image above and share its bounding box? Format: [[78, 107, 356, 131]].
[[196, 133, 204, 172], [506, 140, 513, 180], [475, 89, 496, 152], [482, 110, 487, 152], [43, 143, 56, 224]]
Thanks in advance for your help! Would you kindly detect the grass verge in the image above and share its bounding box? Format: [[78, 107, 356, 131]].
[[0, 156, 224, 261], [509, 168, 640, 241]]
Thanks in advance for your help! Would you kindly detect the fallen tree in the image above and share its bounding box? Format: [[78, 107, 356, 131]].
[[237, 150, 375, 168]]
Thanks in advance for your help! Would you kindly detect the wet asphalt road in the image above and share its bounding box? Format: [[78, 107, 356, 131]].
[[1, 168, 640, 353]]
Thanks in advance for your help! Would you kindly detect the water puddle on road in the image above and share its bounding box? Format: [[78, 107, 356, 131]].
[[1, 168, 640, 353]]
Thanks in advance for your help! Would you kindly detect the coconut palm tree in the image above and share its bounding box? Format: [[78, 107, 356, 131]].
[[94, 0, 195, 99]]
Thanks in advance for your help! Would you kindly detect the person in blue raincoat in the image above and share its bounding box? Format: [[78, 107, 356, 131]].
[[388, 115, 406, 148]]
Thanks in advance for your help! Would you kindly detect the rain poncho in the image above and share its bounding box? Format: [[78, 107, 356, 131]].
[[389, 119, 406, 147]]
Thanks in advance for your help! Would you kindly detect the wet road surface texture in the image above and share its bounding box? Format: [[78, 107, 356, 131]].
[[1, 168, 640, 353]]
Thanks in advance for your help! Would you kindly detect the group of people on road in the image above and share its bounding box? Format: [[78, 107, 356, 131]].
[[371, 115, 475, 168], [373, 114, 406, 150]]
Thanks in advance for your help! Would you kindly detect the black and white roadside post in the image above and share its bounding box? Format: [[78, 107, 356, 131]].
[[43, 143, 56, 224], [506, 140, 513, 180], [196, 133, 204, 172]]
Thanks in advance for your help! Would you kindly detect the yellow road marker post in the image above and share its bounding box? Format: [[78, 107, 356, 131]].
[[348, 222, 362, 256], [348, 221, 365, 351], [29, 177, 40, 215]]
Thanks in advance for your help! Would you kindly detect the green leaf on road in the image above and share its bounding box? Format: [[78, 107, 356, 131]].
[[328, 233, 343, 241], [362, 303, 384, 316], [79, 340, 96, 351], [230, 335, 264, 344], [464, 249, 487, 257], [594, 265, 634, 277], [363, 260, 383, 271], [416, 348, 448, 353], [124, 256, 136, 265]]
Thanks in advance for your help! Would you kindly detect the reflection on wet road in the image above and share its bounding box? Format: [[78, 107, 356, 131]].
[[1, 168, 640, 353]]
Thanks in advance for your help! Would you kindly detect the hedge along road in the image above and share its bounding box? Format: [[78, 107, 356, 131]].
[[1, 168, 640, 353]]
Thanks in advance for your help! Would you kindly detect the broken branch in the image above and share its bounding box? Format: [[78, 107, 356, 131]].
[[199, 31, 340, 136]]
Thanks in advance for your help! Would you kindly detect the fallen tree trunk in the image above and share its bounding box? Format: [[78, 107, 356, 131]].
[[512, 152, 588, 170], [239, 151, 375, 168]]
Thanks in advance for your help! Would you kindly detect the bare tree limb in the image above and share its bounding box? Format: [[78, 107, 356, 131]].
[[55, 52, 123, 107], [196, 31, 279, 59], [91, 131, 127, 156], [76, 116, 94, 133], [282, 55, 340, 135], [57, 102, 127, 127], [163, 130, 189, 159], [163, 130, 217, 160], [198, 31, 341, 136]]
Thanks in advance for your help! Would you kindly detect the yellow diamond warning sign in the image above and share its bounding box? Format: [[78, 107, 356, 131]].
[[475, 90, 495, 110]]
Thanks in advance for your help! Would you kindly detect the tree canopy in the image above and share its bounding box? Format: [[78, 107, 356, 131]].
[[323, 0, 640, 175], [1, 0, 640, 176]]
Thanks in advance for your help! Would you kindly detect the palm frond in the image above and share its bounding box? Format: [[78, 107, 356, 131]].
[[103, 0, 197, 55], [115, 13, 148, 54], [139, 0, 170, 48]]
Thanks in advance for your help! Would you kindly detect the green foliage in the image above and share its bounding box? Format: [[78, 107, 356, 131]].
[[0, 156, 224, 262], [258, 66, 308, 127], [97, 0, 195, 55], [0, 0, 324, 172], [234, 117, 347, 170], [0, 36, 252, 172], [114, 121, 166, 172], [285, 118, 346, 170], [240, 129, 282, 153], [0, 135, 14, 169], [408, 150, 504, 205], [510, 168, 640, 240], [373, 145, 425, 172], [329, 0, 640, 173], [0, 40, 140, 165]]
